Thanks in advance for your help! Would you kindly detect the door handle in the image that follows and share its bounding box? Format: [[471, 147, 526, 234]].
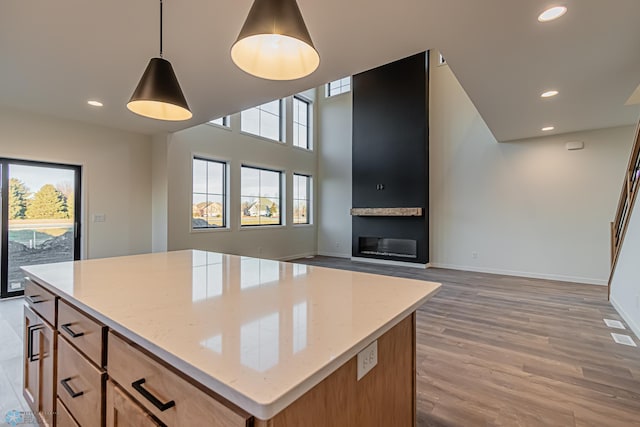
[[132, 378, 175, 411], [60, 378, 84, 398], [25, 295, 45, 305], [61, 323, 84, 338], [27, 325, 43, 362]]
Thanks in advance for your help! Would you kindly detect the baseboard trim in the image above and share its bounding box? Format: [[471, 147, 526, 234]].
[[610, 297, 640, 341], [429, 263, 606, 286], [279, 252, 317, 261], [316, 251, 351, 259], [351, 257, 430, 269]]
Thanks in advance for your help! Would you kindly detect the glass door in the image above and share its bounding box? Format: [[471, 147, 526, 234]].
[[1, 159, 81, 298]]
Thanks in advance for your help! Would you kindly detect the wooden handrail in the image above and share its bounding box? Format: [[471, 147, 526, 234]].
[[609, 117, 640, 299]]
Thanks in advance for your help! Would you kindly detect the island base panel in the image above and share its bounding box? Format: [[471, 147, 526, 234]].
[[257, 313, 416, 427]]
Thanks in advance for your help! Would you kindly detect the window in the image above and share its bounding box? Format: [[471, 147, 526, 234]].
[[241, 100, 283, 141], [192, 157, 226, 229], [293, 97, 310, 149], [293, 174, 311, 224], [241, 166, 282, 226], [326, 77, 351, 97], [209, 116, 230, 127]]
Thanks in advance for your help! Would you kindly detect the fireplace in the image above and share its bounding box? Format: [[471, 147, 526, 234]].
[[358, 237, 417, 259]]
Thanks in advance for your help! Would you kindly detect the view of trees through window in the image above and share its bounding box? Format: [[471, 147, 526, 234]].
[[192, 158, 226, 229], [293, 174, 310, 224], [241, 166, 281, 226], [6, 163, 78, 292]]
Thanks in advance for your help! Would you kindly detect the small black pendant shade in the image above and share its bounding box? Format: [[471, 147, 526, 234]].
[[127, 57, 192, 121], [127, 0, 192, 121], [231, 0, 320, 80]]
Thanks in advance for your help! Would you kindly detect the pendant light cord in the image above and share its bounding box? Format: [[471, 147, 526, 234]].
[[159, 0, 163, 58]]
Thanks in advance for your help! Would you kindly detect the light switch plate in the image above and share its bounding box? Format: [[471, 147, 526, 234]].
[[93, 214, 106, 223], [357, 340, 378, 380]]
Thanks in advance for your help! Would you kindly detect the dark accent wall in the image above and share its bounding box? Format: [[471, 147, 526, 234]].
[[352, 52, 429, 264]]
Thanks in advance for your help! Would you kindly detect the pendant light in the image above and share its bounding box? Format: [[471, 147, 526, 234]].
[[127, 0, 192, 121], [231, 0, 320, 80]]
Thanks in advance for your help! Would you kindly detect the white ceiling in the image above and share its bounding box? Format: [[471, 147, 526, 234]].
[[1, 0, 639, 141]]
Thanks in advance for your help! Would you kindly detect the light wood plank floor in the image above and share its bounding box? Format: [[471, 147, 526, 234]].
[[1, 261, 639, 426], [293, 257, 640, 427]]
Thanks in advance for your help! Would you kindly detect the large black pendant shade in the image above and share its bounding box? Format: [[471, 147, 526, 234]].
[[127, 57, 192, 121], [231, 0, 320, 80], [127, 0, 192, 121]]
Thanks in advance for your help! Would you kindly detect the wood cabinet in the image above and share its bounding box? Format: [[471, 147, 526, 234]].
[[106, 380, 161, 427], [107, 332, 250, 427], [23, 304, 56, 427], [58, 336, 105, 427]]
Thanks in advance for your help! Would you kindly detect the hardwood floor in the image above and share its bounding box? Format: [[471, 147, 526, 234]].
[[293, 257, 640, 427], [1, 261, 639, 426]]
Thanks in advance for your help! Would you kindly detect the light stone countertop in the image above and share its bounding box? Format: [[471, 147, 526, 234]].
[[22, 250, 441, 420]]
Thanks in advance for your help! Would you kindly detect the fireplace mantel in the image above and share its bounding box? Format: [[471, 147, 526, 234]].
[[350, 207, 423, 217]]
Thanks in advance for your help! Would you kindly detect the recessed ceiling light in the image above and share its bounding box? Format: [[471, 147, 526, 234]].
[[538, 6, 567, 22], [87, 100, 103, 107], [542, 126, 555, 131], [541, 90, 559, 98]]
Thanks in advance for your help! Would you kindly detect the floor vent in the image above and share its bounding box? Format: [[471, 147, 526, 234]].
[[611, 333, 637, 347], [603, 319, 625, 329]]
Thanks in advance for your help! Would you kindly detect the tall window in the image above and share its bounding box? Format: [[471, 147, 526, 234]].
[[241, 100, 283, 141], [209, 116, 230, 127], [293, 174, 311, 224], [293, 97, 310, 149], [192, 158, 226, 229], [241, 166, 282, 226], [326, 77, 351, 97]]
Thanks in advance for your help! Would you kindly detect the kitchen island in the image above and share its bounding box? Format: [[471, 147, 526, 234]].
[[22, 250, 440, 426]]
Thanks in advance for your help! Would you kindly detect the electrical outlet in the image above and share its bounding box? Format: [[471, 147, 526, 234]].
[[93, 214, 106, 223], [335, 242, 340, 249], [357, 340, 378, 380], [472, 252, 478, 259]]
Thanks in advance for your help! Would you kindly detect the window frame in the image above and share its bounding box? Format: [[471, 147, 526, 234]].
[[208, 116, 231, 128], [292, 173, 312, 225], [191, 156, 229, 231], [292, 96, 312, 150], [240, 99, 284, 143], [240, 165, 284, 228], [325, 77, 351, 98]]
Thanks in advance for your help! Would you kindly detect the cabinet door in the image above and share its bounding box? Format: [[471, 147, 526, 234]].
[[106, 380, 161, 427], [23, 305, 56, 427], [23, 305, 40, 412], [38, 321, 56, 427]]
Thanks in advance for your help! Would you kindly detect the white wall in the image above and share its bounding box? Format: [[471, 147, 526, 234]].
[[316, 89, 352, 257], [429, 52, 634, 285], [315, 54, 635, 285], [610, 194, 640, 339], [0, 107, 152, 259], [151, 134, 169, 252], [165, 92, 318, 260]]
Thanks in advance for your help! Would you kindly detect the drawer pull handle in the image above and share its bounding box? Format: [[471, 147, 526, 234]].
[[61, 378, 84, 398], [27, 325, 43, 362], [26, 295, 44, 305], [61, 323, 85, 338], [132, 379, 175, 411]]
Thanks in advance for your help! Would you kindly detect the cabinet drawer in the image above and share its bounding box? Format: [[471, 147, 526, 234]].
[[24, 278, 56, 326], [108, 332, 250, 427], [56, 398, 79, 427], [58, 336, 105, 427], [58, 299, 106, 367]]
